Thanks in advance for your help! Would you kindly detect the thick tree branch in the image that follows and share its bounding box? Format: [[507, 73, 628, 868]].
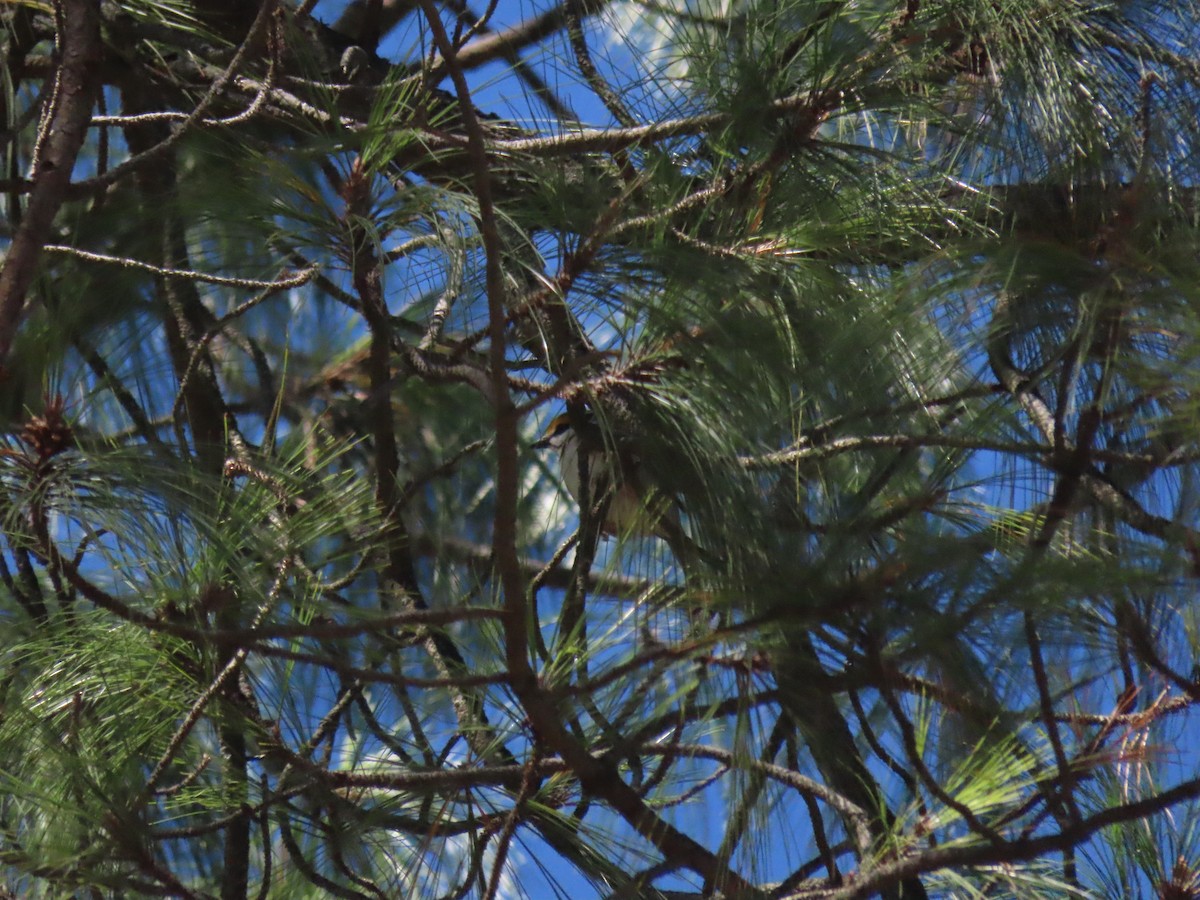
[[0, 0, 101, 366]]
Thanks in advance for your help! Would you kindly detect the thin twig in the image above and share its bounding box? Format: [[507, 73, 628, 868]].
[[44, 244, 318, 290]]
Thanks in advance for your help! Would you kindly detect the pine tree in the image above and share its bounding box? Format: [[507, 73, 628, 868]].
[[2, 0, 1200, 896]]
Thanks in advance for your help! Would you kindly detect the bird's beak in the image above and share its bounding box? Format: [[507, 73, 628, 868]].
[[532, 435, 552, 450]]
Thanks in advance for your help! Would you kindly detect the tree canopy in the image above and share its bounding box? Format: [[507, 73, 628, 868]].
[[3, 0, 1200, 897]]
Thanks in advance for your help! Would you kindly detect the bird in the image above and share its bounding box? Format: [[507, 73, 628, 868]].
[[532, 410, 704, 569]]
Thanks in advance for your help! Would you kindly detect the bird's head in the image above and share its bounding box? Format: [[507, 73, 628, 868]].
[[532, 412, 575, 451]]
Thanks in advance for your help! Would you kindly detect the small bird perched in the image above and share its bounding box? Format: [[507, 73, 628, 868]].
[[533, 410, 704, 569]]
